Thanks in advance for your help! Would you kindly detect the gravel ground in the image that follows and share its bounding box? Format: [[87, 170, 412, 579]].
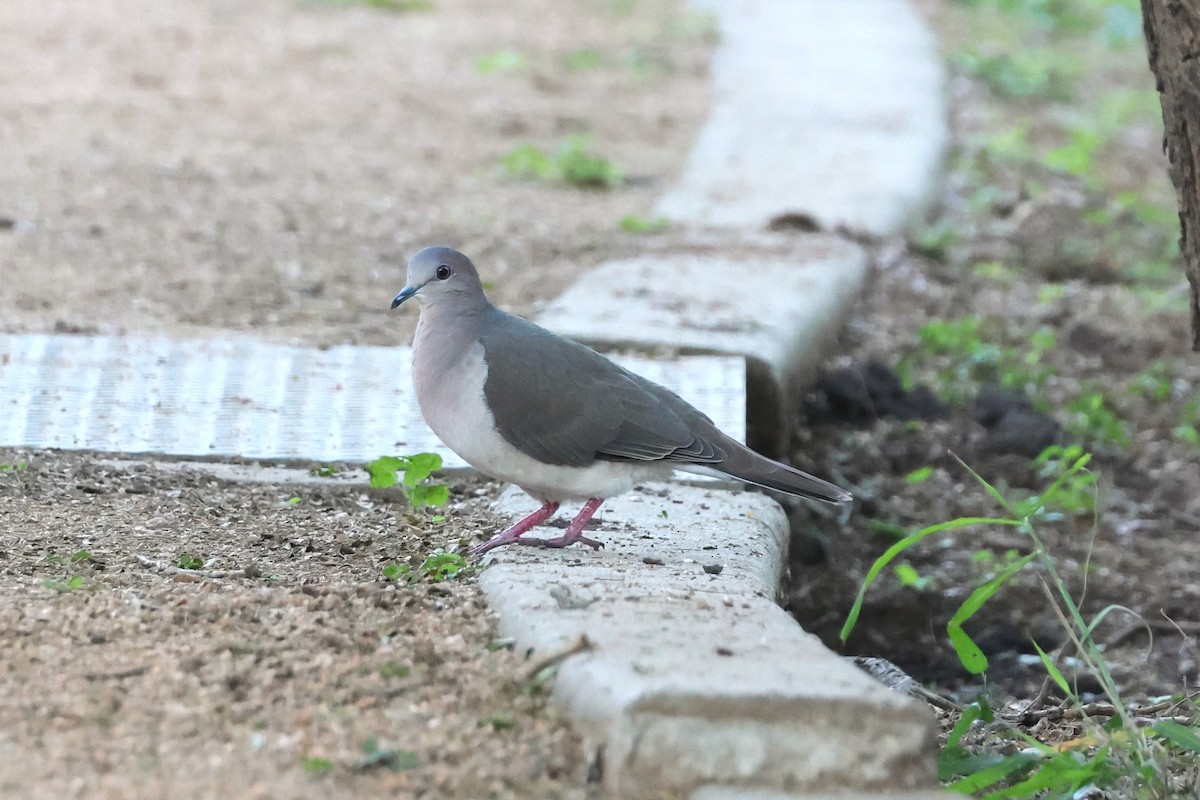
[[0, 451, 595, 799]]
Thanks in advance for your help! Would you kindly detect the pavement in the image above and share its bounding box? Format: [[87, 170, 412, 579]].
[[0, 0, 949, 796]]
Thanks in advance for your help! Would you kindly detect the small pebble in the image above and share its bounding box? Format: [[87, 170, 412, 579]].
[[702, 563, 723, 575], [642, 556, 664, 566]]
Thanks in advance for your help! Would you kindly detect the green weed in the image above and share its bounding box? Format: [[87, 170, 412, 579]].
[[905, 466, 936, 484], [301, 756, 334, 775], [844, 451, 1200, 795], [358, 737, 418, 772], [894, 562, 936, 591], [903, 316, 1054, 402], [555, 135, 623, 187], [910, 220, 958, 260], [561, 48, 604, 71], [175, 553, 204, 570], [43, 576, 86, 593], [0, 463, 28, 472], [474, 49, 525, 74], [365, 452, 450, 509], [1032, 444, 1097, 516], [1129, 361, 1173, 402], [952, 48, 1077, 100], [378, 661, 410, 679], [1173, 397, 1200, 446], [309, 464, 342, 477], [382, 551, 475, 583], [619, 214, 670, 234], [1067, 389, 1129, 447], [1042, 125, 1104, 176], [501, 135, 623, 188]]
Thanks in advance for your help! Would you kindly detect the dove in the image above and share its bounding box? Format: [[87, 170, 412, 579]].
[[391, 247, 850, 555]]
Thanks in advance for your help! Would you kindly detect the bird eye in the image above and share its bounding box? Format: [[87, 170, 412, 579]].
[[436, 265, 451, 280]]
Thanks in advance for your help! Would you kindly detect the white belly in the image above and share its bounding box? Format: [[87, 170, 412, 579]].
[[413, 335, 665, 501]]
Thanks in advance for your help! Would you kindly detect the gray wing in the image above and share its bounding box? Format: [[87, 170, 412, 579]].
[[479, 310, 725, 468]]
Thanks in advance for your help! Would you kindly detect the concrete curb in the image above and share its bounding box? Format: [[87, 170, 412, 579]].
[[658, 0, 947, 236], [479, 485, 938, 798]]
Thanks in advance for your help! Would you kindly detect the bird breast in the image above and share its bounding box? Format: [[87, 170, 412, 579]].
[[411, 315, 665, 500]]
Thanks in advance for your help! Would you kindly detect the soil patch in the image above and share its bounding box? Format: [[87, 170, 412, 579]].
[[0, 450, 594, 799], [0, 0, 712, 346], [786, 0, 1199, 724]]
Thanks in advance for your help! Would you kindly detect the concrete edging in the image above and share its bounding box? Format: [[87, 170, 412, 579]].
[[479, 485, 938, 798]]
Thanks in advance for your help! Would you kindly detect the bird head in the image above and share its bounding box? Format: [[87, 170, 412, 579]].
[[391, 246, 486, 310]]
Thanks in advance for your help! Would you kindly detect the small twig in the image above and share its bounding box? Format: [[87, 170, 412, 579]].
[[134, 553, 231, 579], [83, 665, 150, 681], [1025, 675, 1054, 714], [521, 634, 591, 684], [850, 656, 961, 713]]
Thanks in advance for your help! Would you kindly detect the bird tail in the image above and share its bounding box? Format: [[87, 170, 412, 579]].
[[708, 444, 852, 504]]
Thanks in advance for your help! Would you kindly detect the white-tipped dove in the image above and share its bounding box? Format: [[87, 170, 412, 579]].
[[391, 246, 851, 555]]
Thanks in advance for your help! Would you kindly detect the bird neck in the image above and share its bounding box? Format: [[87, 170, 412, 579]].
[[418, 292, 492, 318]]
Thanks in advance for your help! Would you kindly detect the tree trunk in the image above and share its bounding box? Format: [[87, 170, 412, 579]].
[[1141, 0, 1200, 351]]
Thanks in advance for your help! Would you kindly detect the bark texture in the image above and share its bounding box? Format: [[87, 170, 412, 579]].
[[1141, 0, 1200, 350]]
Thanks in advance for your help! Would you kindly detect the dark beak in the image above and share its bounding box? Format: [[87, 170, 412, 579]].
[[391, 285, 418, 309]]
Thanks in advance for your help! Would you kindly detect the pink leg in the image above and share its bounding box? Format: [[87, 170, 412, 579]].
[[470, 501, 560, 556], [512, 497, 605, 551]]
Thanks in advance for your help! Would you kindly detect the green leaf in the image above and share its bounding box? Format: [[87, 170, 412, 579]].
[[894, 562, 933, 590], [1031, 639, 1071, 697], [946, 552, 1037, 674], [176, 553, 204, 570], [945, 752, 1035, 793], [905, 466, 935, 484], [939, 701, 985, 780], [1154, 720, 1200, 753], [400, 452, 442, 488], [408, 482, 449, 509], [366, 456, 405, 489], [419, 552, 472, 580], [381, 563, 411, 581]]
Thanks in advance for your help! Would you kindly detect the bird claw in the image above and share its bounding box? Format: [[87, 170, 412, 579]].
[[515, 533, 605, 550], [469, 531, 605, 556]]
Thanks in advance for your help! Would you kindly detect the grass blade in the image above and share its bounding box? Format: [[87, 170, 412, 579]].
[[947, 551, 1037, 674], [1032, 639, 1072, 697], [840, 516, 1021, 642]]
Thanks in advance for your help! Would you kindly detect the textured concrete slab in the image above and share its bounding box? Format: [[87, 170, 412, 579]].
[[657, 0, 947, 235], [479, 484, 938, 799], [0, 333, 744, 464], [535, 239, 868, 455]]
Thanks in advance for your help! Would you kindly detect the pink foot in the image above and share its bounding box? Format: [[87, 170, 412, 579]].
[[471, 498, 606, 555], [514, 498, 606, 550], [470, 501, 560, 556]]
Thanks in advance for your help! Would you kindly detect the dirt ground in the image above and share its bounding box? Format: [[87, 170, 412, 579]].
[[0, 452, 597, 799], [0, 0, 712, 797], [1, 0, 712, 346]]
